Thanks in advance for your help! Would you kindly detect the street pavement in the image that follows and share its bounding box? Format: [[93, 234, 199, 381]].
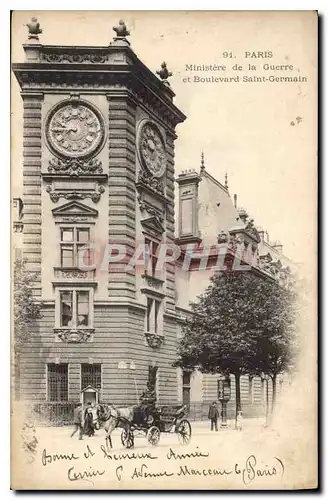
[[15, 415, 311, 489]]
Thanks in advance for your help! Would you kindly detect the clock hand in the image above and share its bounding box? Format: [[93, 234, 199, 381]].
[[51, 127, 67, 132], [67, 125, 78, 132]]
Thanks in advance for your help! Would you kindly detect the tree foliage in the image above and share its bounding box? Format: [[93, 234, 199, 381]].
[[174, 270, 298, 418], [13, 259, 42, 355]]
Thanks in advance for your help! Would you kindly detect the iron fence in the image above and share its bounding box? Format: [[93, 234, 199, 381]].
[[22, 399, 266, 427]]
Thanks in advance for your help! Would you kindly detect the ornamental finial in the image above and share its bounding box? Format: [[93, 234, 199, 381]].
[[200, 151, 205, 172], [225, 172, 229, 190], [156, 62, 173, 84], [26, 17, 42, 41], [113, 20, 130, 39]]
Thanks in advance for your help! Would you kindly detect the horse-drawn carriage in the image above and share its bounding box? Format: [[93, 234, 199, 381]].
[[95, 402, 192, 449], [121, 404, 192, 448]]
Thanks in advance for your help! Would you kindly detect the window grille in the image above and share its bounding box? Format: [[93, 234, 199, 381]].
[[81, 364, 101, 390], [47, 364, 68, 401]]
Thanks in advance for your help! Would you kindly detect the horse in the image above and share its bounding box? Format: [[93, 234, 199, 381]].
[[93, 404, 135, 451]]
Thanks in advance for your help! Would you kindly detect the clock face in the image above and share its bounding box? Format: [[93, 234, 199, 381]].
[[46, 102, 104, 159], [138, 121, 166, 178]]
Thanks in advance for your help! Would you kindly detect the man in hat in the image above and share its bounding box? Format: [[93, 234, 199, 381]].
[[208, 401, 219, 431], [71, 403, 83, 440], [84, 402, 95, 437]]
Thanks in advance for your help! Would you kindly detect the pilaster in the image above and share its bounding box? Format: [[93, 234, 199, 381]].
[[165, 131, 177, 312], [107, 93, 137, 299], [22, 92, 44, 296]]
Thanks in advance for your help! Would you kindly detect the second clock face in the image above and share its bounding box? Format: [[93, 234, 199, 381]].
[[46, 102, 104, 158], [138, 121, 166, 178]]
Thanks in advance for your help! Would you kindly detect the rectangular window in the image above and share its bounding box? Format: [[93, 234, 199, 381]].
[[47, 364, 68, 401], [182, 370, 191, 405], [81, 364, 101, 390], [146, 297, 152, 332], [60, 291, 73, 327], [154, 300, 160, 333], [60, 227, 91, 268], [60, 290, 90, 328], [145, 297, 161, 333], [77, 291, 89, 326], [145, 238, 159, 277]]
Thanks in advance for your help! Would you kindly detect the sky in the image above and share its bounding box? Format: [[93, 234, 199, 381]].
[[11, 11, 317, 270]]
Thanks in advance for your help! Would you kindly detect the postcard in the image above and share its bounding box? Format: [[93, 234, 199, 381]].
[[11, 10, 317, 490]]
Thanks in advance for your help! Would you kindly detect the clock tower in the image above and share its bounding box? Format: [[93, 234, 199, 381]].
[[13, 18, 186, 407]]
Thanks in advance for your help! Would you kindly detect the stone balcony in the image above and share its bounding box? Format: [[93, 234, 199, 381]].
[[141, 274, 165, 298], [54, 328, 94, 343]]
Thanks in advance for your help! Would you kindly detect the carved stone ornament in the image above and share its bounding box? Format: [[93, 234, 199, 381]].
[[45, 100, 105, 159], [54, 268, 92, 279], [52, 200, 99, 220], [26, 17, 42, 40], [156, 62, 173, 81], [48, 157, 103, 176], [145, 332, 164, 348], [137, 169, 165, 195], [46, 183, 105, 203], [244, 218, 261, 243], [137, 121, 166, 178], [217, 230, 229, 244], [55, 328, 94, 343], [142, 275, 164, 291], [113, 20, 130, 38], [137, 195, 165, 221], [259, 257, 284, 277], [41, 51, 108, 64]]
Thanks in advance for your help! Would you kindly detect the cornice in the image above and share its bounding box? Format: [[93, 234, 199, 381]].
[[12, 56, 186, 127]]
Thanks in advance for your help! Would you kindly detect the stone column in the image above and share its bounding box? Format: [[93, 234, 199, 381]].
[[106, 93, 137, 300], [164, 131, 177, 313], [21, 92, 43, 297]]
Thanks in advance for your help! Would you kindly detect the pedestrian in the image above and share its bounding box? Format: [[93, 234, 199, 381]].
[[71, 403, 83, 440], [236, 410, 243, 431], [84, 402, 95, 437], [208, 401, 219, 431]]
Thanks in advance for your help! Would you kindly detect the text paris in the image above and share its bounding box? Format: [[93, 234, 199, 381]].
[[235, 455, 285, 486]]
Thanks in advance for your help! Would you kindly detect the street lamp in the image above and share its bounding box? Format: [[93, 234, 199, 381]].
[[217, 375, 231, 428]]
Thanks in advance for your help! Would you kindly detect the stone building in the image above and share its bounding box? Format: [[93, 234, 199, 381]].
[[12, 19, 293, 419], [174, 161, 294, 417]]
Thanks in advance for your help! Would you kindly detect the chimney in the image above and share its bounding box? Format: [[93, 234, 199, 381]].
[[176, 168, 202, 241], [233, 194, 237, 208]]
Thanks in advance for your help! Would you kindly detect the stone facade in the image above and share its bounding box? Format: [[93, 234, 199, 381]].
[[13, 25, 186, 407]]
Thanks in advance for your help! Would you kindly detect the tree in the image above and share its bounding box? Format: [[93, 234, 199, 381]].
[[255, 271, 299, 414], [174, 269, 297, 426], [13, 259, 42, 399]]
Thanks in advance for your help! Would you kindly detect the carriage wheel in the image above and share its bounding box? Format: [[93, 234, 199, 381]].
[[176, 419, 192, 445], [121, 427, 134, 448], [147, 426, 161, 446]]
